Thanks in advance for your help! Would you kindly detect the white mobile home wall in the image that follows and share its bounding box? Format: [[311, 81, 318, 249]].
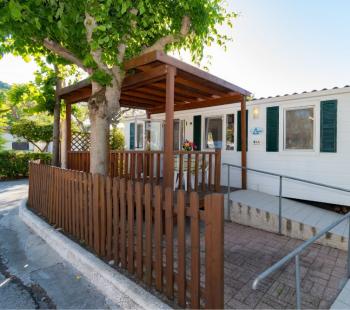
[[147, 87, 350, 206]]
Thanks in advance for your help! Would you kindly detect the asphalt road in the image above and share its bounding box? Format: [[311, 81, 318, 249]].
[[0, 179, 137, 309]]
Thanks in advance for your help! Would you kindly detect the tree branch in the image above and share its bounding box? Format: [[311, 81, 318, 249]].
[[112, 8, 138, 86], [141, 15, 191, 55], [43, 39, 88, 72], [84, 13, 111, 75]]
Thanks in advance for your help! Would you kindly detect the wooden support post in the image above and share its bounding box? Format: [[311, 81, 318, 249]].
[[66, 103, 72, 168], [163, 66, 176, 188], [205, 193, 224, 309], [240, 96, 247, 189]]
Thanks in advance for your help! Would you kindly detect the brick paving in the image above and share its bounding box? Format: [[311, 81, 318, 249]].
[[223, 222, 347, 309]]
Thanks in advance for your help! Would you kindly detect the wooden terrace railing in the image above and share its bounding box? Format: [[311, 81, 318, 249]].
[[28, 162, 224, 308], [67, 150, 221, 193]]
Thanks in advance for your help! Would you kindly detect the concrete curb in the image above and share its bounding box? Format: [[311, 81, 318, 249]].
[[19, 200, 170, 310]]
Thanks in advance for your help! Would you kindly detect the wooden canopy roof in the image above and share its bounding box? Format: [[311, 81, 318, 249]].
[[58, 51, 251, 114]]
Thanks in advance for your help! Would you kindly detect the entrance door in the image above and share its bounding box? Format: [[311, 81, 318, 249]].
[[173, 119, 185, 150]]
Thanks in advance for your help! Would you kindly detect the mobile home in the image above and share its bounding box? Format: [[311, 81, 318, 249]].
[[122, 86, 350, 206]]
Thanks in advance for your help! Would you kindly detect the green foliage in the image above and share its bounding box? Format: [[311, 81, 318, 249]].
[[0, 133, 6, 151], [110, 128, 125, 150], [0, 0, 235, 77], [0, 151, 51, 179], [10, 120, 53, 152]]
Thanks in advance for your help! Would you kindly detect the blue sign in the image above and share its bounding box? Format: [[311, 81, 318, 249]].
[[250, 127, 264, 135]]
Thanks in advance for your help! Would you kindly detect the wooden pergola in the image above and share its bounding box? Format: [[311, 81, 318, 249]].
[[58, 51, 251, 188]]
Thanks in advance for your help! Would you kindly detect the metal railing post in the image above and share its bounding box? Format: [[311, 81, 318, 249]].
[[278, 176, 282, 234], [348, 217, 350, 278], [295, 255, 301, 310], [227, 165, 231, 220]]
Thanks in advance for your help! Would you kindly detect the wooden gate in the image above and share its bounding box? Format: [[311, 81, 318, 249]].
[[28, 162, 224, 308]]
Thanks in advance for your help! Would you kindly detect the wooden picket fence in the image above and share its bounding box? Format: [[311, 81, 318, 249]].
[[67, 149, 222, 192], [28, 162, 224, 309]]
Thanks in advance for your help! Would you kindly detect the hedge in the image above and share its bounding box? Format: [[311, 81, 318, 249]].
[[0, 151, 52, 179]]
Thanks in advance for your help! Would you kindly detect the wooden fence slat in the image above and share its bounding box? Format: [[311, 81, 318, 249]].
[[195, 153, 199, 192], [127, 180, 135, 274], [119, 179, 127, 268], [156, 153, 161, 184], [208, 153, 213, 191], [74, 171, 79, 237], [201, 154, 206, 192], [177, 190, 186, 307], [83, 172, 89, 243], [165, 188, 174, 299], [204, 194, 224, 309], [106, 176, 113, 260], [135, 182, 143, 280], [187, 154, 191, 192], [112, 178, 120, 265], [88, 173, 93, 248], [64, 170, 69, 232], [190, 192, 200, 309], [154, 185, 163, 292], [144, 183, 152, 286], [100, 174, 107, 257], [93, 174, 101, 254], [78, 172, 84, 241]]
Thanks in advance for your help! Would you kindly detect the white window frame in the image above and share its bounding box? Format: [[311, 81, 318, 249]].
[[135, 122, 144, 149], [283, 105, 315, 152], [203, 115, 224, 150]]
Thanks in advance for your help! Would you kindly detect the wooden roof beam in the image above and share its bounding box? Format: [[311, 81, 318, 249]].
[[122, 64, 169, 90], [149, 93, 244, 114]]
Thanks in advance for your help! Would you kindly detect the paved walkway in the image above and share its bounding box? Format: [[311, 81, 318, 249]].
[[0, 179, 137, 309], [223, 222, 347, 309], [229, 189, 348, 236]]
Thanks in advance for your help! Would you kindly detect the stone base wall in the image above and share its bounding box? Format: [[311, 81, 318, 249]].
[[229, 201, 348, 251]]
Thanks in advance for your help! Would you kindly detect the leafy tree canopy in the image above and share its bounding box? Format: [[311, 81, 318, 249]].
[[10, 119, 53, 152], [0, 0, 235, 85]]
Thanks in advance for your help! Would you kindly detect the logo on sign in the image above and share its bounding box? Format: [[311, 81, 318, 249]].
[[250, 127, 263, 135]]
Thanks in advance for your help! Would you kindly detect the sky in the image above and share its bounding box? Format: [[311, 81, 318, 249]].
[[0, 0, 350, 98]]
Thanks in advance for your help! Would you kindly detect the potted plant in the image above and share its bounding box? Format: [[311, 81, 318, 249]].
[[182, 139, 197, 151]]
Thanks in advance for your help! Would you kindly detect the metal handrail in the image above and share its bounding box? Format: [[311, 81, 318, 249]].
[[223, 162, 350, 309], [252, 211, 350, 309], [223, 163, 350, 233]]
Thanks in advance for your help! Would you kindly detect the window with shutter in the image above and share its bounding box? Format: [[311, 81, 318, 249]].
[[266, 106, 279, 152], [193, 115, 202, 150], [320, 100, 337, 152], [129, 122, 135, 150], [237, 110, 248, 151]]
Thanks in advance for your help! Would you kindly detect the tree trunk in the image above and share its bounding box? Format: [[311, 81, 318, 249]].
[[89, 80, 121, 175], [52, 67, 62, 166]]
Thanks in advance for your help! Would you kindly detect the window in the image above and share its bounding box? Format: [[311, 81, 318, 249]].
[[173, 119, 185, 150], [136, 123, 143, 149], [226, 114, 235, 150], [12, 141, 29, 151], [285, 107, 314, 150], [205, 116, 223, 149]]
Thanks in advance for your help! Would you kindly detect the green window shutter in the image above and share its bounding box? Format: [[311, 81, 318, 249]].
[[266, 106, 279, 152], [129, 122, 135, 150], [237, 110, 248, 151], [193, 115, 202, 151], [320, 100, 337, 152]]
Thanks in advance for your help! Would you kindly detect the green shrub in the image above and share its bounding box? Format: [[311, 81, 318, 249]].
[[0, 151, 52, 179], [110, 128, 125, 150]]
